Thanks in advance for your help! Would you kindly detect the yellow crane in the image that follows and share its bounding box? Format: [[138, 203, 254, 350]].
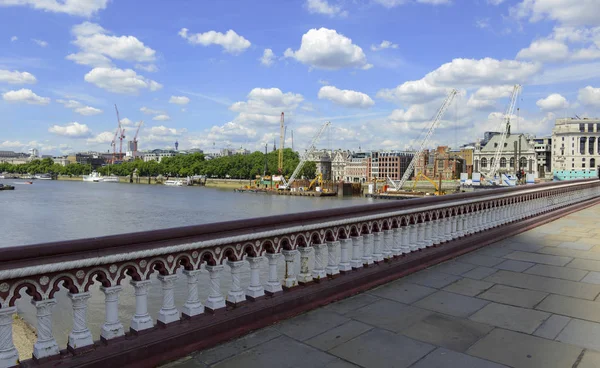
[[412, 172, 444, 195]]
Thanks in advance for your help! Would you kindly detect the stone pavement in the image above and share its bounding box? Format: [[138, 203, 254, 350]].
[[163, 204, 600, 368]]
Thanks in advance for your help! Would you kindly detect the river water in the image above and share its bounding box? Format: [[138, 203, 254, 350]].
[[0, 179, 378, 346]]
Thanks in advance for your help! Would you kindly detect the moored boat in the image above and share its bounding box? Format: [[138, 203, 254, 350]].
[[103, 175, 119, 182], [0, 184, 15, 190], [34, 174, 52, 180], [83, 171, 103, 182], [164, 179, 184, 186]]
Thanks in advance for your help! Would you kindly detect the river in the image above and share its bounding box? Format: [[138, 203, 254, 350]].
[[0, 179, 379, 347]]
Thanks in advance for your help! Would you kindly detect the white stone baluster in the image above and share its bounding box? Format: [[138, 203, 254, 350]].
[[362, 234, 374, 265], [425, 219, 433, 247], [100, 286, 124, 341], [226, 260, 246, 304], [372, 232, 384, 262], [283, 249, 299, 288], [450, 216, 458, 239], [67, 292, 93, 351], [409, 223, 418, 251], [445, 216, 452, 241], [205, 265, 226, 311], [338, 239, 352, 272], [392, 227, 403, 256], [246, 257, 265, 299], [265, 253, 283, 294], [182, 269, 204, 317], [130, 280, 153, 332], [350, 236, 364, 269], [400, 226, 411, 254], [457, 214, 464, 237], [432, 217, 440, 245], [312, 243, 328, 280], [417, 222, 426, 249], [383, 230, 393, 259], [298, 247, 314, 284], [32, 299, 59, 360], [0, 306, 18, 368], [325, 241, 340, 276], [157, 274, 180, 324]]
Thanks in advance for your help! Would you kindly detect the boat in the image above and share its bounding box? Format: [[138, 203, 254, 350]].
[[103, 175, 119, 183], [164, 179, 184, 186], [13, 181, 32, 185], [83, 171, 103, 182], [0, 184, 14, 190], [34, 174, 52, 180]]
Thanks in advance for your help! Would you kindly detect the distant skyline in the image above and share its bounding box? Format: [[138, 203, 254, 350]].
[[1, 0, 599, 156]]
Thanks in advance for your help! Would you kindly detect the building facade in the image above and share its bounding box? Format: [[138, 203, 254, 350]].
[[368, 151, 414, 181], [551, 118, 600, 172], [531, 136, 552, 178], [473, 133, 538, 177], [344, 152, 369, 183], [306, 149, 332, 180], [331, 150, 351, 181], [0, 151, 30, 165], [142, 149, 177, 163]]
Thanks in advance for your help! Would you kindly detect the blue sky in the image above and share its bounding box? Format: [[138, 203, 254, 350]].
[[1, 0, 600, 156]]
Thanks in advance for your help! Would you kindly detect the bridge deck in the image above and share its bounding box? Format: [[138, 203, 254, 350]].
[[164, 204, 600, 368]]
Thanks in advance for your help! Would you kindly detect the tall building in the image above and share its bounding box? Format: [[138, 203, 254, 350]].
[[368, 151, 414, 181], [531, 136, 552, 178], [551, 118, 600, 171], [473, 134, 537, 177]]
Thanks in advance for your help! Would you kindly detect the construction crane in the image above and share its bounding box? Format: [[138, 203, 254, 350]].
[[110, 125, 119, 164], [133, 120, 143, 155], [279, 121, 331, 190], [411, 172, 443, 195], [485, 84, 522, 183], [388, 89, 458, 191], [278, 112, 285, 173], [308, 173, 323, 191], [114, 105, 126, 161]]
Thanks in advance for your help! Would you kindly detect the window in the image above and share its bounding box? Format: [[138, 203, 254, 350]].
[[580, 137, 586, 155], [562, 137, 565, 141], [580, 123, 585, 132], [583, 158, 586, 161], [591, 137, 596, 155], [583, 163, 586, 168], [510, 157, 515, 167], [504, 143, 507, 147], [592, 158, 596, 168], [494, 143, 498, 148], [572, 163, 575, 168], [500, 157, 506, 168], [597, 123, 600, 133], [519, 157, 527, 168], [481, 158, 487, 168], [589, 123, 594, 132]]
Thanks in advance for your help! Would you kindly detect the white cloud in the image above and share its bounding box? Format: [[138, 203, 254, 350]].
[[135, 64, 158, 72], [376, 79, 450, 104], [0, 69, 36, 84], [84, 67, 162, 94], [140, 107, 165, 115], [48, 122, 91, 138], [475, 18, 490, 29], [66, 52, 113, 67], [260, 49, 275, 67], [417, 0, 451, 4], [120, 117, 134, 126], [31, 39, 48, 47], [511, 0, 600, 27], [56, 99, 103, 115], [149, 126, 184, 136], [169, 96, 190, 105], [284, 28, 371, 70], [487, 0, 504, 5], [2, 88, 49, 105], [371, 40, 398, 51], [153, 114, 171, 121], [473, 85, 514, 100], [318, 86, 375, 108], [10, 36, 17, 42], [229, 87, 304, 126], [306, 0, 347, 17], [0, 0, 108, 17], [388, 104, 431, 122], [208, 121, 257, 140], [86, 131, 114, 144], [578, 86, 600, 107], [536, 93, 569, 111], [372, 0, 451, 6], [0, 140, 24, 148], [178, 28, 251, 54], [466, 95, 497, 111], [318, 79, 329, 85], [516, 39, 569, 62]]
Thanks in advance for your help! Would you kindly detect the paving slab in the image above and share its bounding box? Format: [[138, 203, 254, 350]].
[[367, 281, 436, 304], [305, 320, 373, 351], [274, 309, 350, 341], [581, 271, 600, 284], [323, 360, 362, 368], [478, 284, 548, 308], [578, 350, 600, 368], [495, 260, 535, 272], [524, 264, 588, 282], [556, 318, 600, 351], [504, 251, 572, 266], [475, 246, 515, 258], [567, 258, 600, 272], [558, 242, 595, 251], [484, 270, 600, 300], [401, 270, 461, 289], [212, 335, 338, 368], [161, 357, 208, 368], [505, 242, 545, 253], [457, 254, 504, 267], [195, 327, 281, 365], [462, 266, 497, 280], [442, 278, 494, 297], [414, 291, 489, 318], [430, 261, 477, 276], [410, 348, 508, 368], [533, 314, 571, 340], [537, 247, 600, 261], [401, 313, 492, 352], [346, 299, 431, 332], [323, 293, 381, 315], [467, 328, 583, 368], [536, 294, 600, 323], [469, 302, 550, 334], [328, 328, 435, 368]]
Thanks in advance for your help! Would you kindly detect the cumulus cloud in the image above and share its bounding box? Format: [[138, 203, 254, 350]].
[[31, 38, 48, 47], [48, 122, 91, 138], [306, 0, 347, 17], [510, 0, 600, 27], [84, 67, 162, 94], [260, 49, 275, 67], [373, 0, 451, 7], [10, 36, 17, 42], [536, 93, 569, 111], [56, 99, 103, 115], [318, 86, 374, 108], [465, 85, 514, 111], [0, 69, 36, 84], [140, 107, 165, 115], [2, 88, 49, 105], [119, 118, 134, 126], [284, 28, 372, 70], [208, 121, 257, 140], [86, 131, 114, 144], [516, 39, 570, 62], [149, 126, 184, 136], [377, 79, 450, 104], [135, 64, 158, 72], [178, 28, 251, 54], [578, 86, 600, 107], [0, 0, 108, 17], [153, 114, 171, 121], [371, 40, 398, 51], [169, 96, 190, 105]]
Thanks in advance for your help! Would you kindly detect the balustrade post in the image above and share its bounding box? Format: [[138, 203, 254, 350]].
[[372, 232, 384, 262], [362, 234, 374, 265], [157, 274, 180, 325], [32, 299, 59, 360], [457, 214, 464, 237], [392, 228, 403, 256], [67, 292, 93, 351], [100, 286, 124, 341], [130, 280, 153, 332], [298, 247, 314, 284], [400, 225, 411, 254], [226, 260, 246, 305], [425, 219, 433, 247], [325, 241, 340, 276], [0, 306, 18, 368], [444, 217, 452, 242], [432, 217, 440, 245], [451, 216, 458, 239], [265, 253, 283, 294], [312, 244, 328, 280], [417, 222, 426, 249], [382, 230, 393, 259], [409, 223, 418, 251], [283, 249, 299, 288], [246, 257, 265, 299], [350, 236, 364, 269], [181, 269, 204, 318], [338, 239, 352, 272], [205, 265, 226, 311]]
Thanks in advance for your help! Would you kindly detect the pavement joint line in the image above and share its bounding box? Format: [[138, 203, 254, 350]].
[[572, 349, 586, 368], [532, 293, 553, 310]]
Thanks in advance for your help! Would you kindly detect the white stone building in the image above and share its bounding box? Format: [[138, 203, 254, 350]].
[[473, 134, 537, 176], [142, 149, 177, 163], [344, 152, 369, 183], [331, 150, 351, 181], [306, 149, 332, 180], [551, 118, 600, 171]]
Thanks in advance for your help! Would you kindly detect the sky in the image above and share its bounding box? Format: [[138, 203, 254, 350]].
[[1, 0, 600, 156]]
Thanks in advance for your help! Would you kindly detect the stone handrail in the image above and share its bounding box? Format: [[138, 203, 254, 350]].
[[0, 179, 599, 367]]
